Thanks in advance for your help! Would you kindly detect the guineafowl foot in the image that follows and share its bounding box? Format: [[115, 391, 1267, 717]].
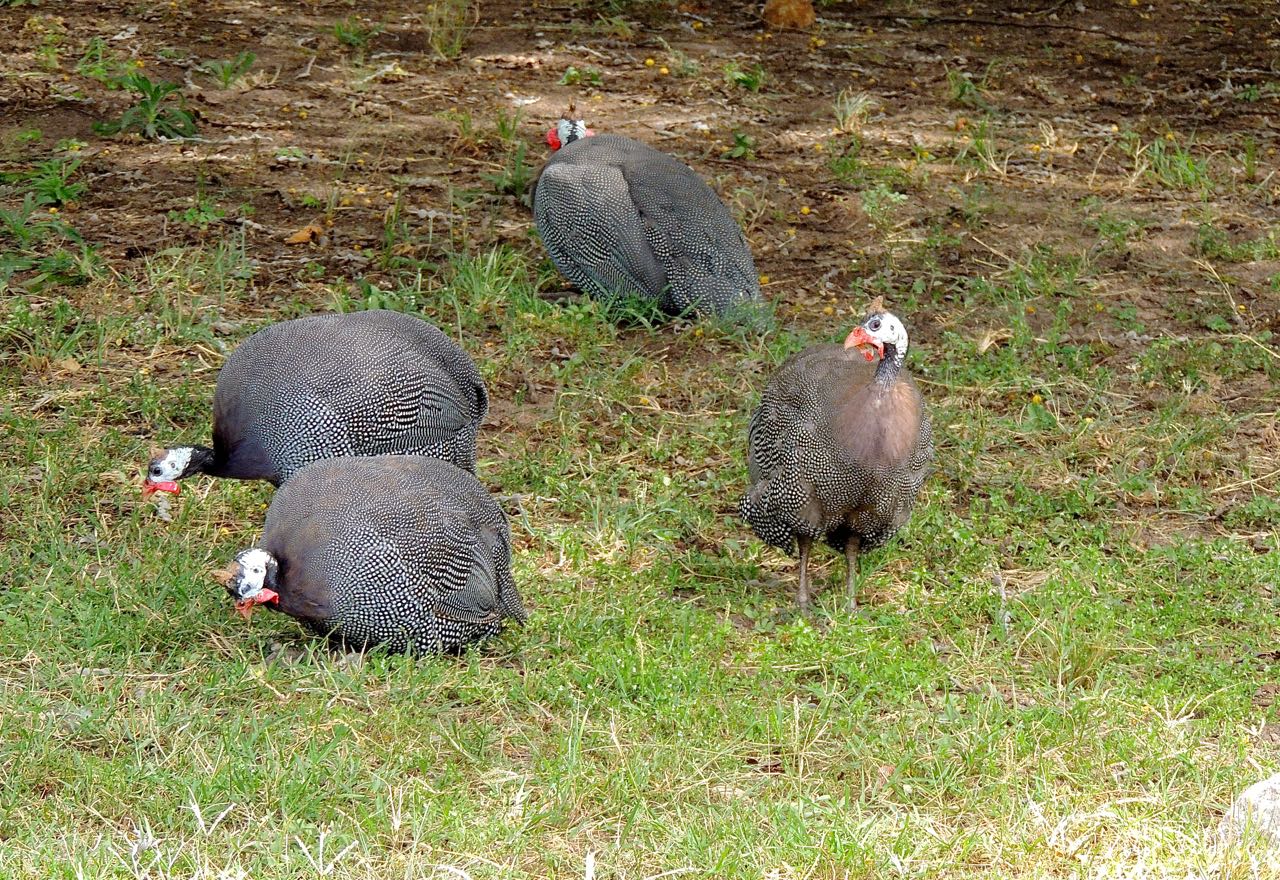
[[844, 538, 861, 616], [795, 535, 813, 609]]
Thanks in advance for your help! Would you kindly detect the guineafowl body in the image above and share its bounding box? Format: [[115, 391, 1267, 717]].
[[532, 123, 762, 319], [225, 455, 526, 653], [740, 312, 933, 609], [145, 310, 487, 494]]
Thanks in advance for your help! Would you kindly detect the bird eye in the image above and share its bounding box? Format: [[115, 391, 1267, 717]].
[[869, 318, 882, 331], [149, 466, 162, 477]]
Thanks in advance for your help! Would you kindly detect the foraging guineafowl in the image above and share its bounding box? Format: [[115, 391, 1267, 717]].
[[220, 455, 526, 653], [144, 310, 487, 496], [531, 116, 762, 319], [740, 311, 933, 610]]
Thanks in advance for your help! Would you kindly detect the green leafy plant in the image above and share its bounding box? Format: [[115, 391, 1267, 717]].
[[4, 157, 86, 207], [722, 131, 755, 161], [560, 66, 603, 88], [0, 194, 100, 289], [197, 51, 256, 88], [332, 16, 382, 51], [945, 66, 993, 110], [76, 36, 142, 88], [93, 73, 197, 140], [485, 141, 533, 199], [167, 194, 225, 231], [723, 61, 766, 93]]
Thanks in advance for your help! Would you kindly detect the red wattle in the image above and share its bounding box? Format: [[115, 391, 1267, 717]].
[[142, 480, 181, 498]]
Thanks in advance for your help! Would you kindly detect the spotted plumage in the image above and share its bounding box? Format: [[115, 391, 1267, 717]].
[[740, 311, 933, 609], [224, 455, 527, 654], [532, 123, 762, 319], [145, 310, 487, 493]]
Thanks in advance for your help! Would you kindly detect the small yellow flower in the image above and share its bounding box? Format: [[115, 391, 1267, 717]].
[[813, 142, 824, 152], [759, 274, 770, 285], [1094, 302, 1104, 312], [692, 20, 702, 30], [644, 58, 655, 67], [1031, 393, 1043, 405], [48, 207, 58, 213], [1074, 54, 1083, 64], [800, 206, 811, 215], [822, 306, 834, 315], [383, 190, 394, 198], [638, 396, 651, 405], [298, 110, 308, 120], [693, 327, 703, 337], [787, 227, 797, 237], [659, 66, 669, 75], [356, 186, 367, 194], [1026, 305, 1036, 314]]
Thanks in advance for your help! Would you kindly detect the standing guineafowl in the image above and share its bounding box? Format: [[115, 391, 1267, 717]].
[[220, 455, 526, 653], [740, 311, 933, 611], [144, 310, 488, 496], [531, 115, 763, 320]]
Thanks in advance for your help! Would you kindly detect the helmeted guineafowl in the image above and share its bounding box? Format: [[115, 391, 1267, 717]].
[[740, 311, 933, 610], [144, 310, 488, 496], [531, 115, 763, 320], [220, 455, 527, 653]]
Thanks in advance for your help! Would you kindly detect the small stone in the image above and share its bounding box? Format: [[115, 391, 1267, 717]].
[[1220, 772, 1280, 848]]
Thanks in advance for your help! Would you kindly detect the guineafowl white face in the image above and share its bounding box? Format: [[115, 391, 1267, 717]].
[[142, 447, 192, 497], [224, 548, 280, 620], [546, 118, 594, 151], [843, 312, 908, 362]]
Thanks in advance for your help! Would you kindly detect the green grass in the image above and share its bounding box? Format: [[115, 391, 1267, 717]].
[[2, 8, 1280, 877], [1, 235, 1278, 877]]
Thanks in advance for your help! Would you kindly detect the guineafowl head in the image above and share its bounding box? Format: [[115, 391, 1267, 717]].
[[546, 117, 594, 151], [218, 548, 280, 620], [843, 312, 908, 362], [143, 446, 212, 497]]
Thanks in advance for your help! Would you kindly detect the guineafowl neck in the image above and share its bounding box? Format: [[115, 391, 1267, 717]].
[[188, 445, 217, 475], [874, 344, 905, 389]]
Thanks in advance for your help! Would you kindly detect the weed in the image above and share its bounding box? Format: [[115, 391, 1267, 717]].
[[486, 140, 534, 199], [723, 61, 766, 92], [93, 72, 197, 140], [860, 183, 908, 231], [332, 16, 383, 52], [76, 36, 142, 87], [560, 65, 603, 88], [1194, 224, 1279, 262], [945, 65, 993, 110], [0, 194, 100, 290], [723, 131, 755, 161], [2, 156, 86, 207], [1139, 137, 1212, 193], [419, 0, 473, 59], [197, 51, 256, 88], [167, 194, 225, 232], [833, 89, 877, 133]]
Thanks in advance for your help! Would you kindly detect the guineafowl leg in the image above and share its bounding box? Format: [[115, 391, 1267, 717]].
[[796, 535, 813, 609], [844, 536, 861, 613]]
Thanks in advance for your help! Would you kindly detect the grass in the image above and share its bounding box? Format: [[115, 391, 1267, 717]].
[[2, 4, 1279, 878], [2, 234, 1277, 877]]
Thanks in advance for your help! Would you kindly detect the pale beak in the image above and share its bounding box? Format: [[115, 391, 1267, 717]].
[[843, 326, 884, 362]]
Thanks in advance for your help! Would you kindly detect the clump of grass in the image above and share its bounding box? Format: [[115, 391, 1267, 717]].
[[420, 0, 474, 58], [331, 16, 383, 52], [833, 88, 877, 133], [1134, 136, 1212, 193]]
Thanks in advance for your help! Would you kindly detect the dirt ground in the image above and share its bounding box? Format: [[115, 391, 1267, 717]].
[[3, 0, 1276, 326]]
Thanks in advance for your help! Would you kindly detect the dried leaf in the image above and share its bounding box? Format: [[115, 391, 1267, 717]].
[[285, 223, 325, 245], [763, 0, 815, 29], [977, 328, 1012, 354]]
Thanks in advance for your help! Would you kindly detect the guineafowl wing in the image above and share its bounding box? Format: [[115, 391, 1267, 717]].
[[619, 152, 761, 316], [534, 160, 665, 302]]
